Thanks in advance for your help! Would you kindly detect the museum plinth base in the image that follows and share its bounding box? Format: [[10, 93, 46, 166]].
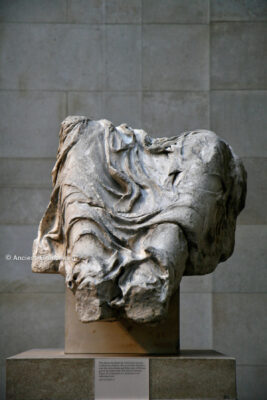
[[6, 349, 236, 400], [65, 288, 180, 354]]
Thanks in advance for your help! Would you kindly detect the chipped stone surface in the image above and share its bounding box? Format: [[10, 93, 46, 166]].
[[32, 116, 246, 324]]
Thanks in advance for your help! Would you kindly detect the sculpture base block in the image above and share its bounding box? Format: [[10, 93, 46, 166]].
[[6, 349, 236, 400], [65, 288, 180, 354]]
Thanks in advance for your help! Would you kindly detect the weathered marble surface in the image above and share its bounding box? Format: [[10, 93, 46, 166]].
[[32, 116, 246, 323]]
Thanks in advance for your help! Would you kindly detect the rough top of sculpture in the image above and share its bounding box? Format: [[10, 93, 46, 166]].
[[32, 116, 246, 324]]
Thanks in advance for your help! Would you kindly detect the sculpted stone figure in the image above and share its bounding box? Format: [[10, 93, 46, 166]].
[[32, 116, 246, 324]]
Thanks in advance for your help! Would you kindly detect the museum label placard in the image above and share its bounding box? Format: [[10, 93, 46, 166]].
[[95, 358, 149, 399]]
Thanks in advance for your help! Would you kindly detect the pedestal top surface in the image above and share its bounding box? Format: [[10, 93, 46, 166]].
[[7, 348, 235, 360]]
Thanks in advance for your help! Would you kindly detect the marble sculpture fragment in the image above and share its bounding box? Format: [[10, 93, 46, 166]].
[[32, 116, 246, 324]]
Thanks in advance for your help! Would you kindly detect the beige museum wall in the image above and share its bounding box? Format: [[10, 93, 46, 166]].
[[0, 1, 266, 399]]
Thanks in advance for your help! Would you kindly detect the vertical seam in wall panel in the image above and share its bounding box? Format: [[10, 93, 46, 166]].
[[208, 0, 214, 350], [208, 0, 211, 106], [140, 0, 143, 128], [65, 91, 68, 116], [103, 0, 107, 24], [211, 288, 214, 350], [208, 0, 211, 129], [66, 0, 69, 22], [103, 1, 107, 114]]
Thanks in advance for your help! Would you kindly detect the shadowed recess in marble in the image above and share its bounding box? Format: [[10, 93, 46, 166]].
[[32, 116, 246, 324]]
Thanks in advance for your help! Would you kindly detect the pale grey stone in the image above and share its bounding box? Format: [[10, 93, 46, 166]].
[[0, 91, 66, 158], [0, 159, 54, 188], [0, 293, 64, 360], [213, 294, 267, 364], [104, 92, 142, 128], [105, 0, 141, 23], [5, 350, 236, 400], [0, 0, 67, 22], [0, 258, 64, 294], [211, 23, 267, 89], [143, 0, 209, 23], [68, 0, 104, 23], [67, 92, 104, 119], [67, 91, 142, 128], [211, 91, 267, 157], [106, 25, 141, 90], [67, 92, 142, 131], [180, 293, 212, 349], [32, 116, 246, 324], [238, 157, 267, 224], [211, 0, 267, 21], [0, 188, 50, 224], [180, 275, 212, 293], [6, 355, 94, 400], [0, 226, 38, 258], [143, 25, 209, 90], [143, 91, 209, 138], [150, 353, 236, 399], [213, 225, 267, 293], [0, 24, 104, 90], [0, 225, 65, 293], [237, 366, 267, 400]]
